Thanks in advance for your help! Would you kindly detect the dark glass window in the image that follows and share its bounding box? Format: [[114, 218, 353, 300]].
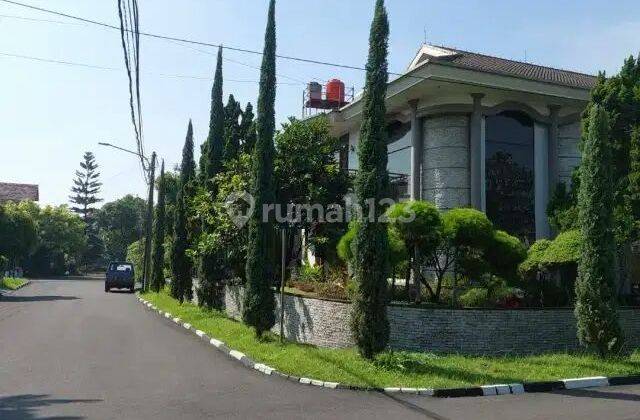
[[485, 111, 535, 242]]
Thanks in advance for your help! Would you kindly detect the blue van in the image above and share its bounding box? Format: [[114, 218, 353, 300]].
[[105, 262, 135, 293]]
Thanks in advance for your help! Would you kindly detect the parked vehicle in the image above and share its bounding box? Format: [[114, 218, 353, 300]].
[[105, 262, 135, 293]]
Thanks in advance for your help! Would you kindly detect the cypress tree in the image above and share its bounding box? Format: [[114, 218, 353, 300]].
[[224, 94, 242, 161], [240, 102, 256, 154], [575, 105, 624, 357], [171, 121, 196, 303], [350, 0, 391, 359], [242, 0, 277, 337], [151, 161, 166, 293], [200, 46, 225, 187]]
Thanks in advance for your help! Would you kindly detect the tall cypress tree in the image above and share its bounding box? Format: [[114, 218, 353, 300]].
[[350, 0, 391, 359], [224, 94, 242, 161], [240, 102, 256, 154], [151, 161, 166, 293], [242, 0, 277, 337], [575, 105, 624, 357], [171, 121, 196, 303], [200, 46, 225, 187]]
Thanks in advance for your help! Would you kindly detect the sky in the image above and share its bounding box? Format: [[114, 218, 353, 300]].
[[1, 0, 639, 206]]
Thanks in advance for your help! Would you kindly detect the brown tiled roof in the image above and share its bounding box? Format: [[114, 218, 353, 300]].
[[0, 183, 39, 203], [422, 46, 597, 90]]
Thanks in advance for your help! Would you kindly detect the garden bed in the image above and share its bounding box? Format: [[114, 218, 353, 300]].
[[141, 290, 640, 389]]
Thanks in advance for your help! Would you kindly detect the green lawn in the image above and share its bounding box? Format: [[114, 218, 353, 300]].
[[0, 277, 27, 290], [141, 290, 640, 389]]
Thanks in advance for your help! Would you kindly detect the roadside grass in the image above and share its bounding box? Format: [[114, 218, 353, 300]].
[[141, 290, 640, 389], [0, 277, 27, 290]]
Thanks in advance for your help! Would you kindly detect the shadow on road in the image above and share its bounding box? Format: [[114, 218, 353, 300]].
[[0, 394, 101, 420], [0, 296, 79, 303], [556, 388, 640, 402]]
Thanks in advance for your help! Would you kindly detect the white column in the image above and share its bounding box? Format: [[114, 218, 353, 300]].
[[409, 100, 422, 200], [548, 105, 560, 194], [534, 122, 551, 239]]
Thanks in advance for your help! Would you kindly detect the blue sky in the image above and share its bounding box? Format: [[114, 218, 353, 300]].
[[1, 0, 639, 206]]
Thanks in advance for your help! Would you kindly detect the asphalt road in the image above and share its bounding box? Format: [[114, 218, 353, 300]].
[[1, 279, 640, 420]]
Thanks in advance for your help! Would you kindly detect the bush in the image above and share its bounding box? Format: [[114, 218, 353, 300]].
[[540, 230, 581, 267], [442, 208, 493, 249], [387, 201, 441, 250], [519, 239, 552, 276], [298, 261, 323, 283], [337, 221, 407, 273], [459, 287, 490, 307], [485, 230, 527, 282]]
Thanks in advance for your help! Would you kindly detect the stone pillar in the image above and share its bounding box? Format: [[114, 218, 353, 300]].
[[548, 105, 560, 194], [470, 93, 484, 209], [534, 123, 551, 239], [409, 100, 422, 201]]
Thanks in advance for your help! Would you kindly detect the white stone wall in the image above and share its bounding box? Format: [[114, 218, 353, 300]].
[[422, 115, 470, 209], [558, 121, 582, 186]]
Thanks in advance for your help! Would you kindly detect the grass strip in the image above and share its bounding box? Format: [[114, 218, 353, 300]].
[[142, 290, 640, 389]]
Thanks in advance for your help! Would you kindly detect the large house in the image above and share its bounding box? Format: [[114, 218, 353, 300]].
[[325, 44, 595, 242], [0, 182, 39, 204]]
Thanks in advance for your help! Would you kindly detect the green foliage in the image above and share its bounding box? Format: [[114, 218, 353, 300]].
[[541, 230, 581, 267], [274, 116, 349, 266], [126, 240, 144, 283], [547, 178, 580, 232], [519, 239, 552, 276], [243, 0, 277, 337], [337, 221, 407, 276], [387, 201, 441, 251], [575, 105, 624, 356], [442, 208, 494, 249], [628, 126, 640, 239], [224, 94, 242, 161], [485, 230, 527, 281], [351, 0, 391, 359], [151, 162, 167, 292], [240, 102, 257, 154], [171, 121, 196, 303], [373, 351, 434, 372], [97, 195, 146, 262], [458, 288, 489, 308], [0, 202, 85, 276], [200, 46, 225, 187], [0, 202, 38, 267], [298, 260, 323, 283]]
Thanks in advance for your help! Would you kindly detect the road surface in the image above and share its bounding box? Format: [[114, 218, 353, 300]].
[[1, 278, 640, 419]]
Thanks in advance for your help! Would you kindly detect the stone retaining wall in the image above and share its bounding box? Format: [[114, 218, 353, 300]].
[[224, 285, 640, 355]]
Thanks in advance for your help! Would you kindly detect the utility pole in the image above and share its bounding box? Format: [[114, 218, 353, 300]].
[[141, 152, 156, 291], [279, 227, 286, 343]]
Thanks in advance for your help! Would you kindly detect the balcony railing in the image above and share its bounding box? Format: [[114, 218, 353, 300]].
[[347, 169, 410, 202]]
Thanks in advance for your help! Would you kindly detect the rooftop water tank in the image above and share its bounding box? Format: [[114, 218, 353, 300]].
[[326, 79, 345, 105]]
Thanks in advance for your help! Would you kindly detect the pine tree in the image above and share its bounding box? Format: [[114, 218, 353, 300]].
[[199, 46, 225, 187], [151, 160, 166, 293], [240, 102, 256, 154], [350, 0, 391, 359], [575, 105, 624, 357], [242, 0, 277, 337], [70, 151, 103, 265], [224, 94, 242, 161], [171, 121, 196, 303], [628, 126, 640, 239]]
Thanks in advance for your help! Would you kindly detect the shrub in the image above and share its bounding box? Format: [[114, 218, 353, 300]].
[[485, 230, 527, 282], [459, 287, 490, 307], [442, 208, 493, 249], [337, 221, 407, 273], [540, 230, 581, 267], [336, 222, 358, 263], [298, 261, 323, 283], [387, 201, 441, 250], [519, 239, 552, 276]]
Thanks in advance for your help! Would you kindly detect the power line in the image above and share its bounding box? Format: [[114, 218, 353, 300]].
[[0, 13, 83, 25], [0, 50, 301, 85], [0, 0, 388, 75]]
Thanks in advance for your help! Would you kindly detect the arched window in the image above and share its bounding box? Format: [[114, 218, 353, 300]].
[[485, 111, 535, 242]]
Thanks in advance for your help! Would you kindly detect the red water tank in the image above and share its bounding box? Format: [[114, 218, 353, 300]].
[[325, 79, 345, 104]]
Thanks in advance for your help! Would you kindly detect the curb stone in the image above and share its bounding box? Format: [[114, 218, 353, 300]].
[[136, 296, 640, 399], [0, 279, 31, 295]]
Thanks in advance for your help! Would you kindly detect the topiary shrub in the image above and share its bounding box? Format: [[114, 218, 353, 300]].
[[485, 230, 527, 282], [519, 239, 552, 277], [540, 230, 581, 267], [459, 287, 490, 307]]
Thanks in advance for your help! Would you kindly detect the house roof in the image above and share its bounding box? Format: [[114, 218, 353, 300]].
[[0, 183, 39, 203], [409, 44, 597, 90]]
